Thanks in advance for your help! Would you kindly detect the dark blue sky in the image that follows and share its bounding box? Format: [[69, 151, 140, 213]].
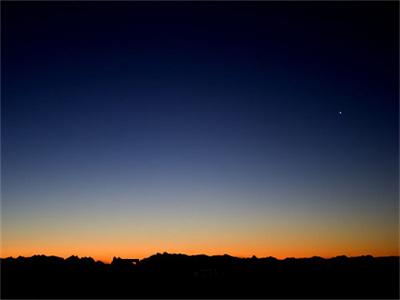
[[2, 2, 398, 259]]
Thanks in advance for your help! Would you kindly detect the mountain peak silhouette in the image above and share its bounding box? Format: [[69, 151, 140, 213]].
[[1, 253, 399, 298]]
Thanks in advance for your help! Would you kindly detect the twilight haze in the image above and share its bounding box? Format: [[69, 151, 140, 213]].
[[1, 2, 398, 263]]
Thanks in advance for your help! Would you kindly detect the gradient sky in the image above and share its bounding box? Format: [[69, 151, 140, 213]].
[[1, 2, 399, 262]]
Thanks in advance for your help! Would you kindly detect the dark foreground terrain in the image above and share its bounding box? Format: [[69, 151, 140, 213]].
[[1, 253, 399, 298]]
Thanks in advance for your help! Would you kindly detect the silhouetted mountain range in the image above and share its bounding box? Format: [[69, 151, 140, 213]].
[[1, 253, 399, 298]]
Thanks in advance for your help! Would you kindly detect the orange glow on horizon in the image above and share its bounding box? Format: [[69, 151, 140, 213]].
[[2, 244, 398, 264], [2, 201, 398, 264]]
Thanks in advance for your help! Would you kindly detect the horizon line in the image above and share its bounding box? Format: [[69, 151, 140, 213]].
[[2, 252, 399, 264]]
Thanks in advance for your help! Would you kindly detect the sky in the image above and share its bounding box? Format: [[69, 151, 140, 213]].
[[1, 2, 399, 262]]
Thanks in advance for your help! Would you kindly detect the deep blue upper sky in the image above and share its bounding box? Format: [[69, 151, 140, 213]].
[[1, 2, 398, 259]]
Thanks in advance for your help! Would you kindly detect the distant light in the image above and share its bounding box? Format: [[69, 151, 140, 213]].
[[338, 111, 342, 115]]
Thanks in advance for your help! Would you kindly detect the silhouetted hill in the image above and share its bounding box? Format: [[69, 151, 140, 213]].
[[1, 253, 399, 298]]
